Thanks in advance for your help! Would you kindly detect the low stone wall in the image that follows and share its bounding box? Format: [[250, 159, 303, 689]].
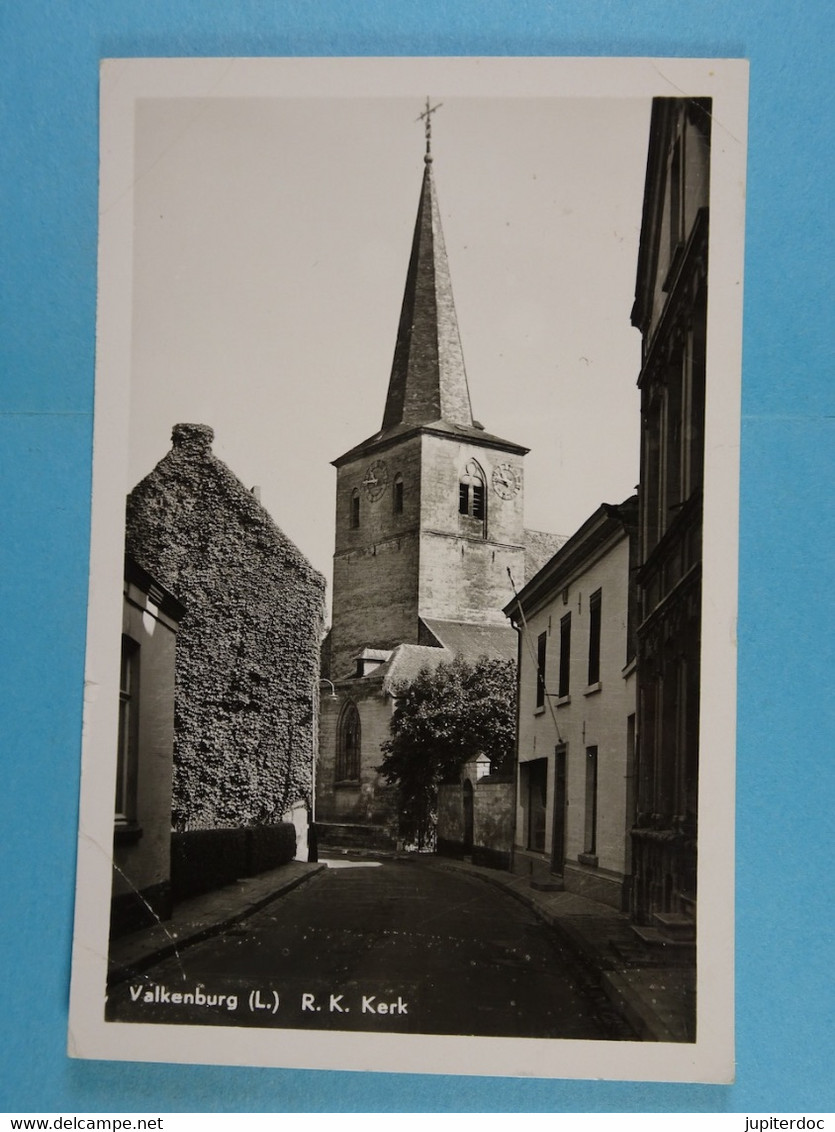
[[436, 777, 513, 870], [473, 778, 514, 856]]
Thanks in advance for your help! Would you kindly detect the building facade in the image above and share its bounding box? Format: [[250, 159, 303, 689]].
[[630, 98, 710, 934], [318, 132, 559, 845], [111, 556, 184, 936], [126, 422, 326, 854], [505, 498, 638, 909]]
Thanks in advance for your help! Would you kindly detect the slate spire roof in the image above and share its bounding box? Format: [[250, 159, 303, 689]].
[[381, 150, 474, 432], [333, 130, 527, 468]]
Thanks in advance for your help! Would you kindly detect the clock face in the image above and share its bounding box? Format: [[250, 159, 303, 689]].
[[362, 459, 389, 501], [492, 462, 521, 500]]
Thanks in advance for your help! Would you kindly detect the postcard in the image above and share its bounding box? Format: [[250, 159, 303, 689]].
[[69, 56, 747, 1082]]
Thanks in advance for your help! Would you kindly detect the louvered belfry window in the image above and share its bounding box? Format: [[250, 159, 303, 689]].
[[458, 460, 486, 521]]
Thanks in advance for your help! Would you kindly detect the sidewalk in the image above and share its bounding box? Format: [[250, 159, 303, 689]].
[[426, 855, 695, 1043], [108, 860, 326, 985]]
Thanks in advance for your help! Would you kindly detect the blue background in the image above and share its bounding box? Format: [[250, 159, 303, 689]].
[[1, 0, 832, 1114]]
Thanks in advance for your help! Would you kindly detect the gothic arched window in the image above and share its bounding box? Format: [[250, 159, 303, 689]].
[[336, 701, 361, 782], [458, 459, 486, 529]]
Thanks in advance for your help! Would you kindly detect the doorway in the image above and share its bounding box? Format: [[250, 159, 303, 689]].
[[526, 759, 548, 853]]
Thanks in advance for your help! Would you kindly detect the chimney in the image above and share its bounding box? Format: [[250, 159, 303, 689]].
[[171, 423, 214, 454]]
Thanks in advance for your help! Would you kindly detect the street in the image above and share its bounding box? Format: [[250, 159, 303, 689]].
[[107, 858, 625, 1039]]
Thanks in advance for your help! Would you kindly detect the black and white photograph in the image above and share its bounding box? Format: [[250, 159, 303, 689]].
[[69, 57, 747, 1082]]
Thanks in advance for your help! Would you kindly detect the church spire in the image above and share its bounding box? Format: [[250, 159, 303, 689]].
[[381, 102, 474, 432]]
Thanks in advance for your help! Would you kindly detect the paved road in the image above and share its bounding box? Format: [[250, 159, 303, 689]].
[[107, 858, 618, 1039]]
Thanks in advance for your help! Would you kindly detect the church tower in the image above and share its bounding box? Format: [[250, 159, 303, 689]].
[[318, 107, 540, 847], [327, 110, 529, 682]]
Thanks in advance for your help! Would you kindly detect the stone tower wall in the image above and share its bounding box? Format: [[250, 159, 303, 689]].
[[418, 433, 526, 623], [330, 435, 423, 679]]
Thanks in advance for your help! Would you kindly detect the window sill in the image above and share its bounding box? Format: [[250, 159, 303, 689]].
[[583, 682, 602, 697], [334, 779, 361, 789], [556, 694, 571, 707], [534, 705, 545, 716], [622, 657, 637, 679], [577, 853, 599, 868]]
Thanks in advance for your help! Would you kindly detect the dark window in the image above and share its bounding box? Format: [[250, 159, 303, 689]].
[[558, 614, 571, 697], [584, 746, 599, 855], [587, 589, 602, 685], [393, 474, 403, 514], [336, 701, 361, 781], [536, 631, 547, 708], [350, 490, 360, 529], [116, 636, 139, 825]]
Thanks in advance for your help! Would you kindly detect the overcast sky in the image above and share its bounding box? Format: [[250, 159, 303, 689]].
[[129, 94, 651, 608]]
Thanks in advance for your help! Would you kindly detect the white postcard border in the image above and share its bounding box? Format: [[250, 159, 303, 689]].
[[70, 55, 748, 1083]]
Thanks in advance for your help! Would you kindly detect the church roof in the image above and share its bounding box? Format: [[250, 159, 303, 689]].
[[334, 623, 517, 695], [420, 618, 518, 663], [379, 643, 454, 692]]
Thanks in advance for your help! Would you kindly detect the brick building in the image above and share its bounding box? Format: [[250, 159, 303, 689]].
[[126, 423, 326, 855], [630, 98, 710, 936], [318, 128, 559, 847]]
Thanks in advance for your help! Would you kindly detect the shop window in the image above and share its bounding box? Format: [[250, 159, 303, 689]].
[[525, 758, 548, 853]]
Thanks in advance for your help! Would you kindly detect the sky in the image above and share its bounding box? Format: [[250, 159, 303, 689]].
[[128, 93, 651, 609]]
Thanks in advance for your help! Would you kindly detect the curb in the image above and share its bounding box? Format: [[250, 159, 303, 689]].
[[421, 856, 677, 1042], [108, 862, 327, 986]]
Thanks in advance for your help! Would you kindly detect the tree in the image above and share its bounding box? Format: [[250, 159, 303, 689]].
[[377, 656, 517, 848]]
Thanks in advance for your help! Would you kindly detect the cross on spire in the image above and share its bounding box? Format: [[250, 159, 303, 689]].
[[417, 97, 443, 160]]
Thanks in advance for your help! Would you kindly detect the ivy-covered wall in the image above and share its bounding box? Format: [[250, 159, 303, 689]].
[[126, 423, 326, 832]]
